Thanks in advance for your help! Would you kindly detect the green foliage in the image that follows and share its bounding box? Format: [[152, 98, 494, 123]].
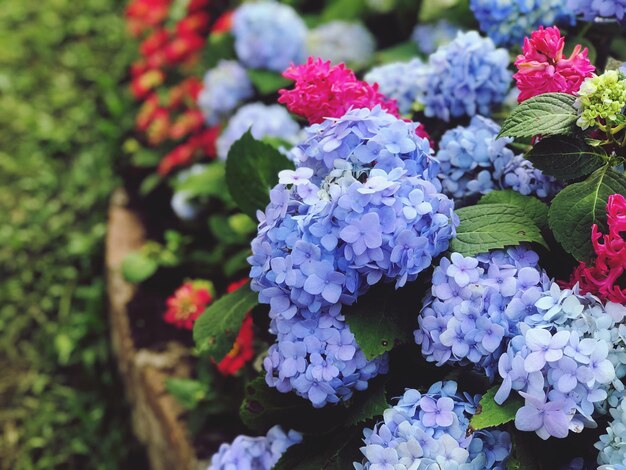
[[469, 386, 522, 430], [193, 283, 259, 358], [165, 378, 207, 410], [499, 93, 578, 139], [0, 0, 143, 467], [274, 430, 362, 470], [247, 69, 291, 95], [376, 41, 420, 64], [450, 204, 548, 256], [525, 136, 607, 181], [173, 161, 231, 203], [478, 191, 549, 230], [225, 131, 295, 219], [122, 252, 159, 283], [344, 377, 388, 426], [549, 166, 626, 260]]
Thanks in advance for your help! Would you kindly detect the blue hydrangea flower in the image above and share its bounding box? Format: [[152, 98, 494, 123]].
[[216, 103, 301, 159], [411, 19, 460, 55], [354, 381, 512, 469], [568, 0, 626, 24], [470, 0, 576, 47], [364, 59, 429, 114], [197, 60, 254, 126], [597, 396, 626, 467], [415, 246, 550, 379], [232, 2, 307, 72], [421, 31, 511, 121], [436, 116, 560, 201], [208, 425, 302, 469], [306, 21, 375, 69]]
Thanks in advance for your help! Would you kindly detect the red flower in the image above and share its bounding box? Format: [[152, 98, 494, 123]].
[[176, 11, 211, 36], [125, 0, 172, 37], [146, 108, 171, 146], [140, 28, 170, 57], [167, 77, 203, 108], [164, 280, 213, 329], [169, 110, 204, 140], [164, 33, 205, 65], [562, 194, 626, 304], [212, 10, 233, 33], [157, 126, 219, 175], [130, 68, 165, 100], [514, 26, 594, 103], [136, 94, 160, 131]]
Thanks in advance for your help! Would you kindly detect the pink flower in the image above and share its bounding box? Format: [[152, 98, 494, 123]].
[[514, 26, 594, 103], [278, 57, 400, 125]]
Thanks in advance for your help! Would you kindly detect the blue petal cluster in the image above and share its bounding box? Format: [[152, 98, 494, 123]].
[[436, 116, 559, 201], [306, 21, 375, 69], [470, 0, 575, 47], [495, 284, 626, 440], [597, 397, 626, 468], [567, 0, 626, 23], [411, 19, 460, 55], [355, 381, 512, 469], [415, 246, 549, 379], [249, 107, 458, 406], [208, 425, 302, 469], [364, 59, 429, 115], [197, 60, 253, 126], [232, 2, 307, 72], [216, 103, 301, 160], [422, 31, 511, 121]]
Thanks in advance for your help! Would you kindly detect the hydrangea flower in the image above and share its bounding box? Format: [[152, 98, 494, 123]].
[[415, 246, 550, 379], [232, 2, 307, 72], [596, 397, 626, 467], [514, 26, 595, 103], [208, 425, 302, 469], [216, 103, 301, 159], [563, 194, 626, 303], [470, 0, 575, 47], [164, 280, 214, 329], [355, 381, 512, 469], [278, 57, 399, 125], [364, 59, 429, 115], [568, 0, 626, 23], [574, 70, 626, 130], [421, 31, 511, 121], [411, 19, 460, 55], [306, 21, 375, 69], [197, 60, 254, 126], [436, 116, 559, 201]]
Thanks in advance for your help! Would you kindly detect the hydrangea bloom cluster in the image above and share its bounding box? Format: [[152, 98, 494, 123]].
[[596, 397, 626, 467], [436, 116, 559, 200], [232, 2, 307, 72], [306, 21, 375, 69], [208, 425, 302, 469], [163, 279, 213, 329], [514, 26, 595, 103], [415, 246, 549, 379], [564, 194, 626, 304], [197, 60, 253, 126], [470, 0, 574, 47], [421, 31, 511, 121], [216, 103, 301, 159], [411, 19, 460, 55], [568, 0, 626, 23], [249, 107, 457, 405], [278, 57, 399, 125], [355, 381, 512, 469], [364, 59, 429, 115], [574, 70, 626, 130], [495, 283, 626, 440]]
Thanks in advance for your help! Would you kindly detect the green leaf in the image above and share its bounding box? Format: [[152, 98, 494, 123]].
[[121, 251, 158, 283], [174, 161, 230, 202], [525, 136, 606, 181], [247, 69, 291, 95], [165, 378, 206, 410], [202, 32, 236, 69], [321, 0, 367, 21], [274, 429, 362, 470], [450, 204, 548, 256], [548, 166, 626, 261], [193, 282, 258, 358], [478, 190, 549, 230], [223, 248, 252, 278], [345, 377, 388, 426], [344, 283, 418, 361], [499, 93, 578, 139], [469, 386, 522, 431], [139, 173, 162, 196], [225, 131, 294, 219], [376, 41, 419, 64]]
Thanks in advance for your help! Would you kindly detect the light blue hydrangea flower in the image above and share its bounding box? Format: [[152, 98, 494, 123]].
[[436, 116, 560, 201], [421, 31, 511, 121], [355, 381, 512, 469], [197, 60, 253, 126], [364, 59, 429, 114], [412, 19, 460, 55], [306, 21, 375, 69], [232, 2, 307, 72], [597, 397, 626, 467], [470, 0, 575, 47], [208, 425, 302, 469], [568, 0, 626, 24], [216, 103, 301, 159]]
